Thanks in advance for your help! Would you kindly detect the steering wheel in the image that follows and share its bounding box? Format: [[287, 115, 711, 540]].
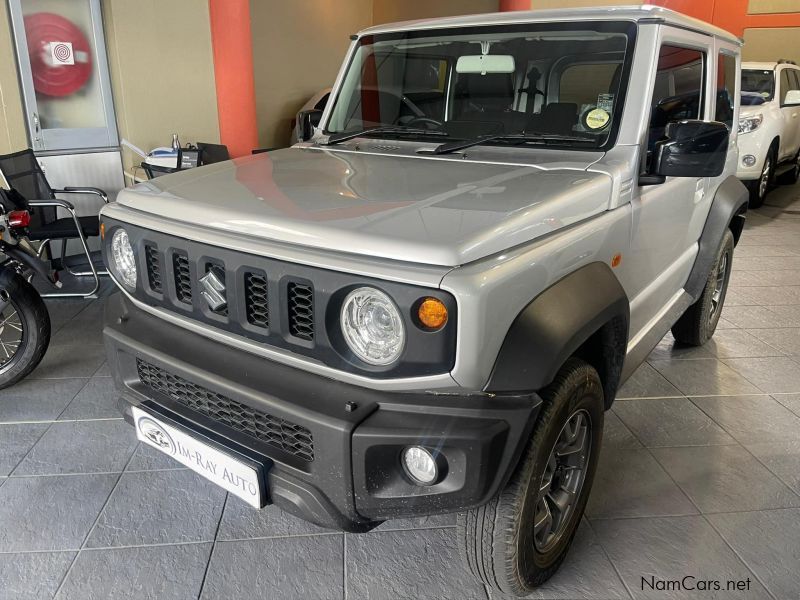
[[404, 116, 444, 129]]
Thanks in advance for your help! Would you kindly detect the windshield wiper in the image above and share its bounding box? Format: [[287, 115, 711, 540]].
[[324, 126, 448, 146], [431, 132, 596, 155]]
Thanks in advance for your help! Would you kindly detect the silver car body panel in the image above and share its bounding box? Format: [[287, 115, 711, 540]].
[[101, 9, 742, 393]]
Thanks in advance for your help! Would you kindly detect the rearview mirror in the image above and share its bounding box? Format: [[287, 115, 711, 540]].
[[456, 54, 515, 74], [644, 120, 729, 184], [296, 109, 323, 143], [784, 89, 800, 106]]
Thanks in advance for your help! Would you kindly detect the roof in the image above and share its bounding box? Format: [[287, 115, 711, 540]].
[[358, 5, 741, 45], [743, 61, 798, 70]]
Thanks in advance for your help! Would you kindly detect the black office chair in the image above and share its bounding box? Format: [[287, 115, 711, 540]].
[[0, 149, 108, 298]]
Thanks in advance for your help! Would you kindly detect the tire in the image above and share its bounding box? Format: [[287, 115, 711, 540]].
[[671, 229, 734, 346], [0, 269, 51, 389], [746, 147, 775, 208], [458, 358, 604, 596], [777, 149, 800, 185]]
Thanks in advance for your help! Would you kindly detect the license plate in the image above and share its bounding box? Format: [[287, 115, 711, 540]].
[[131, 406, 264, 508]]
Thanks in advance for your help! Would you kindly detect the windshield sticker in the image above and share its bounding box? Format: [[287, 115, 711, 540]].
[[585, 108, 611, 130], [598, 93, 614, 112]]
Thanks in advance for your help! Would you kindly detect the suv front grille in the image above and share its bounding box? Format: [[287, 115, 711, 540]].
[[173, 253, 192, 304], [244, 272, 269, 329], [136, 359, 314, 462], [287, 282, 314, 341], [145, 246, 162, 293]]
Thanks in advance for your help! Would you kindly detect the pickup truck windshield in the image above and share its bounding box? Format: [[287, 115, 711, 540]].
[[325, 22, 636, 150]]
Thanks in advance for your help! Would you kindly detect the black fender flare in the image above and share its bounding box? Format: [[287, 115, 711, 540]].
[[485, 262, 629, 405], [685, 175, 748, 301]]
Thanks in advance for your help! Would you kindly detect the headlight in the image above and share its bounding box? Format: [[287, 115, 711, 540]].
[[341, 287, 405, 365], [738, 114, 763, 134], [110, 228, 137, 290]]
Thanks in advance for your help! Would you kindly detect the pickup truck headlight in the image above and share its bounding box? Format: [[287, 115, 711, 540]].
[[738, 114, 763, 134], [110, 228, 137, 290], [341, 287, 405, 365]]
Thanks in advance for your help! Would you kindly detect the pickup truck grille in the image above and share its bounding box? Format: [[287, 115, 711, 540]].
[[137, 359, 315, 461]]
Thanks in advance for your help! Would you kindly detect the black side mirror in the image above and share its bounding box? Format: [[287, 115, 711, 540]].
[[296, 109, 323, 143], [642, 120, 729, 185]]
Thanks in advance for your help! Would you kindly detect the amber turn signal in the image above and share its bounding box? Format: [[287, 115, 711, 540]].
[[100, 222, 106, 240], [417, 297, 448, 330]]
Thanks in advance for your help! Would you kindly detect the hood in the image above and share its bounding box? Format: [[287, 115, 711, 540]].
[[119, 147, 611, 267]]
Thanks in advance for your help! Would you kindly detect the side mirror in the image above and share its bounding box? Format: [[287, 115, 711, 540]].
[[642, 120, 729, 185], [296, 109, 323, 143], [783, 89, 800, 106]]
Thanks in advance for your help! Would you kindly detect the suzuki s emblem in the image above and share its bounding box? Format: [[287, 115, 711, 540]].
[[137, 417, 176, 455], [199, 269, 227, 312]]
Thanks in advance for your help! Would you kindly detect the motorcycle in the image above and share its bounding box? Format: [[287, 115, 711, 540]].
[[0, 187, 59, 389]]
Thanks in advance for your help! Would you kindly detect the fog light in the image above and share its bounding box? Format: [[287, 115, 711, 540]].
[[742, 155, 757, 168], [402, 446, 438, 485]]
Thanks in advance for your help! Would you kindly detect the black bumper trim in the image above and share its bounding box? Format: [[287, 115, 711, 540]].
[[105, 292, 541, 531]]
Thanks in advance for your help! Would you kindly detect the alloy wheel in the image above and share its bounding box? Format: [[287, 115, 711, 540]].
[[533, 409, 592, 553], [0, 291, 23, 369], [759, 156, 772, 200], [709, 250, 729, 322]]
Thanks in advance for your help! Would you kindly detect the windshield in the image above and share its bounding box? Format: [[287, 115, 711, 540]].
[[325, 22, 636, 150], [741, 69, 775, 104]]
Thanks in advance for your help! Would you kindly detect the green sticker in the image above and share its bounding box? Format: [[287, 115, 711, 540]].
[[585, 108, 610, 130]]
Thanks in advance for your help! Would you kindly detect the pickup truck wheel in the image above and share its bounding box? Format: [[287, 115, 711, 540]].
[[457, 358, 603, 596], [671, 229, 734, 346], [746, 149, 775, 208]]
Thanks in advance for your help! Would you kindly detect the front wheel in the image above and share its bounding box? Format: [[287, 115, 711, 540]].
[[458, 358, 604, 596], [0, 269, 51, 389], [746, 149, 775, 208]]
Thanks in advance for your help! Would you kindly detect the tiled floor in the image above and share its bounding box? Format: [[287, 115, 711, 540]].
[[3, 187, 800, 600]]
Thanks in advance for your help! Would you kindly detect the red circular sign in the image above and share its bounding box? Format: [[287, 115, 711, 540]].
[[24, 12, 93, 97]]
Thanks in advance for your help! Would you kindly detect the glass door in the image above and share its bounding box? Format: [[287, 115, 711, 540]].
[[8, 0, 118, 152]]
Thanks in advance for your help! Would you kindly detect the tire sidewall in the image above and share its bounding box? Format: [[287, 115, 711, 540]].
[[516, 363, 604, 583], [700, 230, 734, 340], [0, 270, 50, 387]]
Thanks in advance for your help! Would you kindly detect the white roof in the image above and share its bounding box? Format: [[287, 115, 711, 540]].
[[359, 5, 741, 45], [743, 61, 795, 70]]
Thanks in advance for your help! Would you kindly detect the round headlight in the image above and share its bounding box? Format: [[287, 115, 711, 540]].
[[110, 228, 137, 290], [340, 287, 405, 365]]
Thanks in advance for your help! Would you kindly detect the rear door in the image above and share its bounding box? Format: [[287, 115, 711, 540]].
[[778, 67, 800, 161]]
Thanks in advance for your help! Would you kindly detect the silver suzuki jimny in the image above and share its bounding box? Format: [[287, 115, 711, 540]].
[[101, 6, 747, 595]]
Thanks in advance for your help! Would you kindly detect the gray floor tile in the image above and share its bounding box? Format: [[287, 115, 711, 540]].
[[0, 423, 49, 476], [0, 378, 87, 422], [57, 543, 213, 600], [691, 395, 800, 444], [646, 333, 714, 361], [613, 398, 735, 448], [125, 442, 185, 471], [774, 392, 800, 416], [715, 317, 736, 329], [502, 522, 630, 599], [93, 362, 110, 377], [747, 328, 800, 355], [346, 528, 485, 600], [708, 508, 800, 600], [201, 536, 343, 600], [86, 470, 226, 548], [732, 286, 800, 305], [50, 317, 104, 346], [721, 305, 800, 328], [375, 512, 456, 531], [649, 359, 760, 396], [603, 411, 643, 450], [217, 496, 331, 540], [28, 344, 107, 380], [703, 329, 783, 358], [58, 377, 120, 420], [616, 363, 682, 399], [13, 420, 137, 475], [586, 449, 697, 519], [0, 474, 117, 551], [0, 551, 76, 600], [652, 445, 800, 513], [592, 516, 767, 599], [723, 356, 800, 394], [745, 439, 800, 494]]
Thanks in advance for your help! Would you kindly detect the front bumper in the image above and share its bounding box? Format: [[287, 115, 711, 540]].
[[104, 293, 540, 531], [736, 130, 769, 180]]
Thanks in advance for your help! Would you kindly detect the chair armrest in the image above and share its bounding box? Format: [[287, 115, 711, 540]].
[[28, 198, 76, 211], [54, 187, 109, 203]]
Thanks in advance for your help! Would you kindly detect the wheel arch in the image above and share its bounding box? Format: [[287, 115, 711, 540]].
[[484, 262, 629, 409]]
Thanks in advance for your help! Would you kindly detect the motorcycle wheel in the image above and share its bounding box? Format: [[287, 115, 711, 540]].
[[0, 269, 51, 390]]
